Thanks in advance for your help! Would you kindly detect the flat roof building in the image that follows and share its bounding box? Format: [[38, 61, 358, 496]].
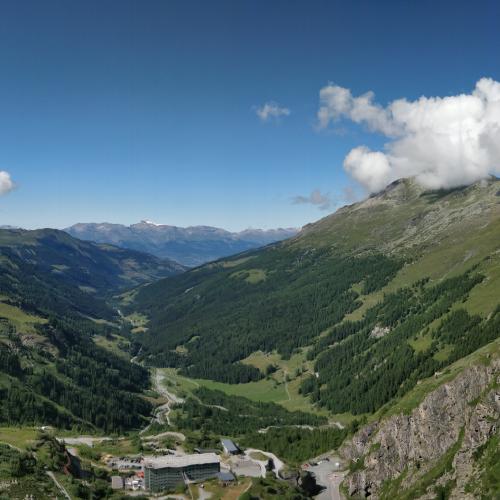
[[144, 453, 220, 492], [217, 471, 236, 485], [221, 438, 240, 455]]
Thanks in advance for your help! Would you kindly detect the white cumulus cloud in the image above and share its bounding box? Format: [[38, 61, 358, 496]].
[[317, 78, 500, 192], [256, 102, 291, 122], [0, 171, 14, 195]]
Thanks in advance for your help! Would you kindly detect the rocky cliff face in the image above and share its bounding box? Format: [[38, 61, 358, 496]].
[[341, 357, 500, 499]]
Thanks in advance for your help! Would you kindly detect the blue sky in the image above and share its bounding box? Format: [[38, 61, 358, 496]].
[[0, 0, 498, 230]]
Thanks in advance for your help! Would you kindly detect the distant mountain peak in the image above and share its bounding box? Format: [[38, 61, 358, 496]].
[[139, 219, 165, 227], [65, 221, 299, 266]]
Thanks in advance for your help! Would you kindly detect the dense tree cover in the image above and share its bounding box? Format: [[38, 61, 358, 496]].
[[0, 343, 22, 377], [1, 382, 75, 429], [181, 431, 222, 454], [173, 387, 326, 436], [182, 360, 263, 383], [133, 247, 402, 382], [301, 270, 499, 414], [0, 229, 159, 433], [306, 277, 431, 361], [431, 305, 500, 366], [173, 387, 361, 466], [241, 474, 310, 500], [46, 318, 148, 393], [0, 248, 116, 321], [0, 318, 152, 432], [240, 427, 348, 465]]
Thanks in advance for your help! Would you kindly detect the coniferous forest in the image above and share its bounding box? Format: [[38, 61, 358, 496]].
[[133, 248, 402, 383]]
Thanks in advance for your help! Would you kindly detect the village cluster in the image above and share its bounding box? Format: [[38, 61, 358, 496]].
[[71, 438, 278, 494]]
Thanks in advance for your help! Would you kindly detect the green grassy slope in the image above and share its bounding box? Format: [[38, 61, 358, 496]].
[[130, 177, 500, 418]]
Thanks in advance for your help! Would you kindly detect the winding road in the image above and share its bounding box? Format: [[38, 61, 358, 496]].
[[138, 366, 347, 498], [243, 448, 285, 478], [140, 369, 184, 434]]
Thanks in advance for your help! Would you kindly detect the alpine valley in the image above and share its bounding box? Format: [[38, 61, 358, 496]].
[[1, 177, 499, 499]]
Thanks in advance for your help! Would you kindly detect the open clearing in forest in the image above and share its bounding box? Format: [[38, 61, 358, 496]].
[[0, 301, 47, 332], [160, 352, 319, 410], [0, 427, 38, 449], [160, 368, 288, 403]]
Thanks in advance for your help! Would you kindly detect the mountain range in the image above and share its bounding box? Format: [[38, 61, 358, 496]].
[[125, 176, 500, 498], [130, 177, 500, 381], [0, 177, 499, 498], [65, 221, 298, 266]]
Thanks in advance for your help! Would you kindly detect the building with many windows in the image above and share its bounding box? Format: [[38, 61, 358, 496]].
[[144, 453, 220, 492]]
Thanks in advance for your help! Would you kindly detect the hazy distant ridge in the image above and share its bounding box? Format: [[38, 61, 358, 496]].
[[65, 221, 298, 266]]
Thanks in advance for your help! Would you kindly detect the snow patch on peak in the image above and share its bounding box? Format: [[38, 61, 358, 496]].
[[140, 219, 164, 227]]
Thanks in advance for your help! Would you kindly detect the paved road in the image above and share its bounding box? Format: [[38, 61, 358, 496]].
[[57, 436, 113, 447], [197, 487, 213, 500], [142, 430, 186, 442], [46, 471, 72, 500], [257, 424, 314, 433], [157, 369, 227, 412], [329, 472, 346, 500], [244, 448, 285, 478], [141, 369, 185, 434]]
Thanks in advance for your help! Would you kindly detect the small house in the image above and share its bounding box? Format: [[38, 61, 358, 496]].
[[217, 471, 236, 486], [221, 438, 240, 455], [111, 476, 124, 490]]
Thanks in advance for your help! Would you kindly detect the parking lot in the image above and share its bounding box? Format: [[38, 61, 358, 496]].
[[305, 457, 345, 500], [106, 457, 143, 471], [229, 456, 262, 477]]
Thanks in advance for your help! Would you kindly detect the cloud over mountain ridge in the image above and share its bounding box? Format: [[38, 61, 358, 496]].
[[318, 78, 500, 192]]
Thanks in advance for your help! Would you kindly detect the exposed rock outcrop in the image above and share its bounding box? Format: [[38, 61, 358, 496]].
[[341, 358, 500, 499], [369, 325, 390, 339]]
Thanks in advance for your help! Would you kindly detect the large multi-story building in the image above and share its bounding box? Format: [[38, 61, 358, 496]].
[[144, 453, 220, 492]]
